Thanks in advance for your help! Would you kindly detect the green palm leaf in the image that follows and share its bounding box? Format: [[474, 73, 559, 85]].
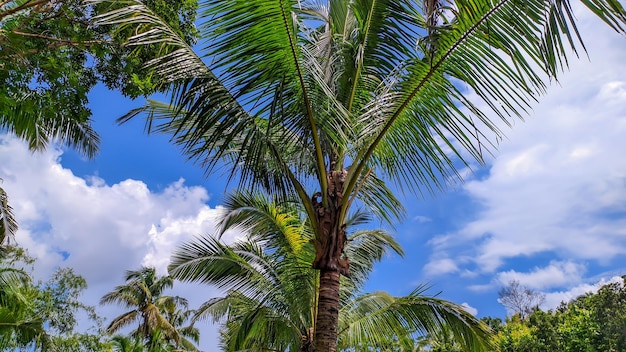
[[338, 286, 493, 351]]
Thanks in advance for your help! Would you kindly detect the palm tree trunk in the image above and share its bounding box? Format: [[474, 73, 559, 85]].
[[311, 168, 350, 351], [314, 269, 341, 352]]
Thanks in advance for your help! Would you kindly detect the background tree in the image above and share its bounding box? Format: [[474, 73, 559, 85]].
[[100, 266, 198, 351], [565, 276, 626, 351], [93, 0, 626, 350], [498, 280, 546, 319], [0, 0, 199, 252], [0, 184, 17, 253], [169, 191, 492, 352], [491, 276, 626, 352], [0, 246, 106, 351]]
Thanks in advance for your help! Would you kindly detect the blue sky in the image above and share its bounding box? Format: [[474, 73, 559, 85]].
[[2, 4, 626, 349]]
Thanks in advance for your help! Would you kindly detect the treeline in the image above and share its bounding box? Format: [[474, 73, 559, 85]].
[[4, 239, 626, 351], [425, 278, 626, 352], [488, 277, 626, 352]]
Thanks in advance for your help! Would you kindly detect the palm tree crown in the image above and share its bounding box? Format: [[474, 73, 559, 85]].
[[169, 191, 493, 351], [100, 267, 197, 351]]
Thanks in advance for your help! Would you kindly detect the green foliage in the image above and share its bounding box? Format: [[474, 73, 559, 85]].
[[0, 0, 199, 157], [37, 268, 87, 332], [492, 276, 626, 352], [0, 246, 105, 351], [169, 191, 493, 352]]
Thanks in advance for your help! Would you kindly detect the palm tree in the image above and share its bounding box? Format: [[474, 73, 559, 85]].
[[160, 298, 200, 351], [0, 265, 47, 349], [100, 267, 198, 351], [169, 191, 492, 351], [0, 185, 17, 255], [93, 1, 626, 350], [109, 333, 177, 352], [109, 335, 146, 352]]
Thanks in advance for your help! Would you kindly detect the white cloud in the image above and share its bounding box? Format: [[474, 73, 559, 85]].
[[460, 302, 478, 316], [542, 276, 624, 310], [0, 135, 237, 348], [413, 215, 432, 223], [425, 6, 626, 282], [496, 261, 586, 290], [423, 257, 459, 276]]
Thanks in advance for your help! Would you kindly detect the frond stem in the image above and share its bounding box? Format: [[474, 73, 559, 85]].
[[279, 0, 328, 205], [346, 0, 377, 112]]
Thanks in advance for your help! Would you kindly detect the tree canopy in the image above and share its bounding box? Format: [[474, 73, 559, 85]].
[[0, 0, 199, 256], [493, 276, 626, 352], [0, 247, 105, 351], [0, 0, 198, 156]]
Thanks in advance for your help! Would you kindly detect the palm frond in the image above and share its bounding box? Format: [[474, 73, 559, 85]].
[[0, 96, 100, 158], [345, 169, 406, 226], [338, 286, 493, 351], [88, 0, 209, 83], [192, 296, 233, 324], [168, 236, 279, 301], [105, 310, 139, 334], [347, 0, 626, 199], [218, 191, 310, 254], [339, 230, 404, 302]]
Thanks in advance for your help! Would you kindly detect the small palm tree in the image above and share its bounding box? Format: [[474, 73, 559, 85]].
[[169, 191, 492, 351], [160, 298, 200, 351], [109, 335, 146, 352], [0, 185, 18, 255], [100, 267, 197, 351], [0, 266, 47, 349]]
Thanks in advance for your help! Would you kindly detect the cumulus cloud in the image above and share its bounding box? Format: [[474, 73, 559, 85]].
[[542, 276, 624, 310], [496, 261, 586, 290], [0, 135, 235, 347], [460, 302, 478, 316], [0, 136, 226, 282], [423, 257, 459, 276]]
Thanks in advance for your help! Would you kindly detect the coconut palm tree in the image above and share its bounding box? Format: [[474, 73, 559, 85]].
[[0, 265, 47, 349], [92, 1, 626, 350], [109, 332, 179, 352], [169, 191, 492, 351], [109, 335, 146, 352], [100, 267, 198, 351], [160, 298, 200, 351], [0, 185, 17, 255]]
